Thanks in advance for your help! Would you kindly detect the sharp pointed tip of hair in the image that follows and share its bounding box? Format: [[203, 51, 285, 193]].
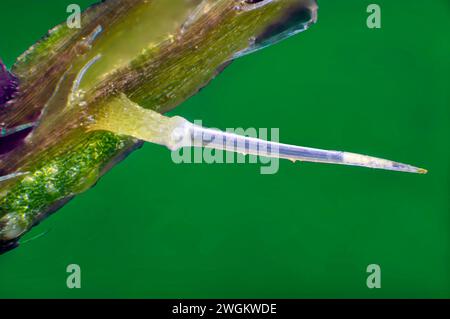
[[417, 168, 428, 174]]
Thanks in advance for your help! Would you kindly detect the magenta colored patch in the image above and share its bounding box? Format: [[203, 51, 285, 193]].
[[0, 60, 19, 108]]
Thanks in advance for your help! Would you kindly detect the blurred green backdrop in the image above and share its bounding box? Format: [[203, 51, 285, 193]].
[[0, 0, 449, 298]]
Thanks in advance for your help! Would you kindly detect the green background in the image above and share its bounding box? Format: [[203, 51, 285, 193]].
[[1, 0, 449, 298]]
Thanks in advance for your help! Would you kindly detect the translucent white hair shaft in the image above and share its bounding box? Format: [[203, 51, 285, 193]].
[[89, 95, 427, 174]]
